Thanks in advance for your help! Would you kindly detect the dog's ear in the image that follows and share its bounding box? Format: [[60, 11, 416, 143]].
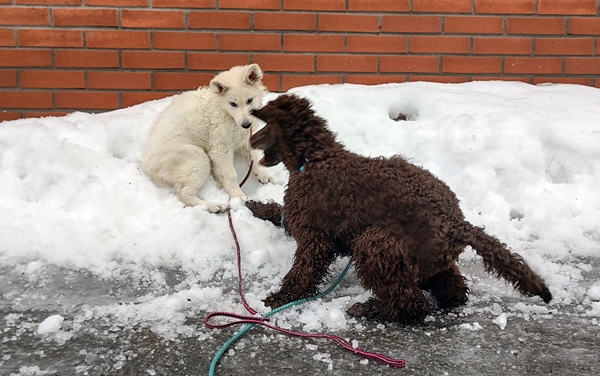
[[210, 79, 229, 95], [245, 64, 263, 86]]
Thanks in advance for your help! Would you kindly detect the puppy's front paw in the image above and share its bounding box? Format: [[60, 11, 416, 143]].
[[202, 202, 228, 214], [254, 169, 275, 185]]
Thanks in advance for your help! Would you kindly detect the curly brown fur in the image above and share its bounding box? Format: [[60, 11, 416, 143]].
[[250, 94, 552, 324], [246, 200, 283, 227]]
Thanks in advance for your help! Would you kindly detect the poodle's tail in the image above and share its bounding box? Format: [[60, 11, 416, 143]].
[[453, 222, 552, 303]]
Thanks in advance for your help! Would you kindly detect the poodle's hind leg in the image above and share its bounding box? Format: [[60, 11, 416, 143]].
[[348, 228, 430, 324], [421, 263, 469, 310]]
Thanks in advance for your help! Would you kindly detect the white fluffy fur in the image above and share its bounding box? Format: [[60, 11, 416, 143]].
[[142, 64, 274, 212]]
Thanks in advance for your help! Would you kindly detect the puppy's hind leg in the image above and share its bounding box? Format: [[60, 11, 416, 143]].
[[173, 148, 227, 213], [348, 228, 430, 324]]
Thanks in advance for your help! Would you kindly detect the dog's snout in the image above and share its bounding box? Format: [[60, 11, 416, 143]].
[[241, 121, 252, 129]]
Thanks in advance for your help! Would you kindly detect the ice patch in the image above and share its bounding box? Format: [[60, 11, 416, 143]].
[[493, 313, 507, 330], [37, 315, 63, 335]]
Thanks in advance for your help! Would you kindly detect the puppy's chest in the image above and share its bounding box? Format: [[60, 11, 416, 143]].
[[190, 117, 248, 149]]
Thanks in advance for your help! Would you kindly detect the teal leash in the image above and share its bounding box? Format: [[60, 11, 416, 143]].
[[207, 259, 354, 376], [205, 209, 406, 375]]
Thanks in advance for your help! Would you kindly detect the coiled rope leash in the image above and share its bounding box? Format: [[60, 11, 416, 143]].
[[205, 130, 405, 374]]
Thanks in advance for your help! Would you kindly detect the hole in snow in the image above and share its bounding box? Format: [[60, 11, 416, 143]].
[[388, 103, 419, 122]]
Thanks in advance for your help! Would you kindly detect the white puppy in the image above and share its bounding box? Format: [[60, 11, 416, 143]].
[[142, 64, 274, 212]]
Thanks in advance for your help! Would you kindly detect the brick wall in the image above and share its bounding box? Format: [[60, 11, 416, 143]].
[[1, 0, 599, 120]]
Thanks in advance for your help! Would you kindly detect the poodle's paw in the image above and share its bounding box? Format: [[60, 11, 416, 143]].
[[262, 291, 292, 309], [245, 200, 283, 224], [347, 301, 378, 319]]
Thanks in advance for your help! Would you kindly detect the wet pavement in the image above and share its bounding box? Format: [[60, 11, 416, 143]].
[[2, 259, 600, 376]]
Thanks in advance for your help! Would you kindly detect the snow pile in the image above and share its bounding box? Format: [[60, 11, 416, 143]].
[[1, 81, 600, 350]]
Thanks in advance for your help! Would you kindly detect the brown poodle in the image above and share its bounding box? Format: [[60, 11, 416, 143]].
[[248, 94, 552, 324]]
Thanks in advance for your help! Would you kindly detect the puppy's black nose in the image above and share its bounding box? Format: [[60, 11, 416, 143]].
[[241, 121, 252, 129]]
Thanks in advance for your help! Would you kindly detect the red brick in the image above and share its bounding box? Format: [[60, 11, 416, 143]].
[[254, 12, 316, 31], [504, 57, 563, 74], [153, 0, 214, 7], [347, 35, 408, 53], [380, 56, 440, 73], [220, 0, 279, 9], [21, 70, 85, 88], [568, 18, 600, 35], [538, 0, 598, 15], [121, 10, 185, 29], [535, 38, 594, 55], [123, 92, 175, 108], [595, 78, 600, 88], [219, 33, 280, 51], [317, 55, 377, 72], [475, 0, 535, 14], [54, 8, 118, 27], [18, 29, 83, 47], [284, 0, 345, 11], [282, 75, 343, 91], [381, 16, 442, 33], [153, 72, 214, 90], [85, 0, 149, 6], [0, 49, 52, 67], [473, 37, 532, 55], [409, 75, 469, 83], [261, 73, 280, 92], [56, 91, 119, 110], [189, 11, 251, 30], [0, 91, 53, 109], [86, 30, 150, 49], [17, 0, 84, 4], [413, 0, 472, 13], [345, 75, 408, 85], [565, 58, 600, 74], [0, 112, 20, 122], [0, 70, 17, 87], [0, 29, 15, 46], [507, 17, 566, 35], [122, 51, 185, 69], [284, 34, 344, 52], [444, 16, 504, 34], [533, 76, 592, 85], [443, 56, 502, 73], [55, 50, 120, 68], [318, 14, 380, 33], [410, 36, 470, 53], [348, 0, 409, 12], [253, 54, 314, 72], [88, 71, 151, 89], [153, 32, 216, 50], [0, 7, 50, 26], [188, 53, 251, 70]]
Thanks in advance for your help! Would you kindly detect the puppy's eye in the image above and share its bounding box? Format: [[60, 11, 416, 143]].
[[229, 102, 238, 108], [246, 98, 253, 105]]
